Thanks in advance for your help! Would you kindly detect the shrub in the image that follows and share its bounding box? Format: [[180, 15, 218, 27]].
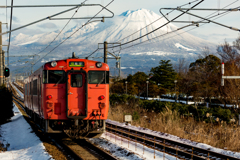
[[110, 94, 238, 124], [0, 85, 14, 124], [132, 111, 140, 121]]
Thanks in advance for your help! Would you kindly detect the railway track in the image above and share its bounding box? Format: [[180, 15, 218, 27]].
[[105, 123, 239, 160], [13, 82, 24, 93], [13, 82, 239, 160], [10, 83, 117, 160]]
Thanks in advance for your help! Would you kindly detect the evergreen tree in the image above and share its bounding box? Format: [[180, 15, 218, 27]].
[[0, 85, 14, 124], [150, 60, 177, 91], [132, 72, 148, 96], [188, 55, 221, 104]]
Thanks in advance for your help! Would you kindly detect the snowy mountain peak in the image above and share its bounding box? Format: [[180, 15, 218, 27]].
[[120, 8, 153, 17]]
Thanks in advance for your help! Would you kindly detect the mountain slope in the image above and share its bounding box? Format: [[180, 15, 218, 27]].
[[8, 8, 216, 74]]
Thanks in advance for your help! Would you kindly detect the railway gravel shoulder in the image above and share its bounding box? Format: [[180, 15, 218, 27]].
[[10, 83, 118, 160], [106, 122, 240, 160], [12, 98, 70, 160]]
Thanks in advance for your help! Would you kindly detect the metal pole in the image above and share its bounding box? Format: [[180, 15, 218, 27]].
[[174, 80, 177, 102], [125, 81, 127, 94], [104, 41, 108, 64], [119, 58, 121, 79], [175, 82, 176, 102], [2, 50, 5, 85], [146, 80, 149, 99], [0, 21, 2, 85], [147, 83, 148, 99]]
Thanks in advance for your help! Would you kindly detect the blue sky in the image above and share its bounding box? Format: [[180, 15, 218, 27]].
[[0, 0, 239, 45]]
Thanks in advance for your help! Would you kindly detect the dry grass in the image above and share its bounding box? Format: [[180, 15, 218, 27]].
[[108, 104, 240, 152]]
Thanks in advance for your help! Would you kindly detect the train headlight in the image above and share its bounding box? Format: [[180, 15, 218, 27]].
[[96, 62, 102, 68], [51, 61, 57, 67]]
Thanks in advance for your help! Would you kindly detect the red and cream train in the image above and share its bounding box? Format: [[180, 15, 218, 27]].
[[24, 54, 109, 137]]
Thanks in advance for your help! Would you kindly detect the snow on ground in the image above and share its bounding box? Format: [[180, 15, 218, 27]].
[[140, 96, 236, 107], [106, 119, 240, 159], [138, 96, 195, 105], [90, 132, 179, 160], [11, 83, 24, 99], [131, 51, 178, 56], [0, 104, 53, 160]]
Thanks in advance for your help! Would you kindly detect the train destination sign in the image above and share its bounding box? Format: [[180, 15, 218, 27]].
[[69, 62, 84, 67]]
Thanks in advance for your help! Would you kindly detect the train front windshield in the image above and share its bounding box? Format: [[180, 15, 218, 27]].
[[43, 70, 65, 83], [88, 71, 109, 84]]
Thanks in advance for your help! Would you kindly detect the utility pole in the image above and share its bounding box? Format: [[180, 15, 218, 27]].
[[104, 41, 108, 64], [0, 21, 3, 86], [101, 41, 121, 78], [2, 50, 5, 85]]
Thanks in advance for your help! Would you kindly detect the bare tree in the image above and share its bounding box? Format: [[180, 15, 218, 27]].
[[217, 37, 240, 107], [174, 58, 189, 77]]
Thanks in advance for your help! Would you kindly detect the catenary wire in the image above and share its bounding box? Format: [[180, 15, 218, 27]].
[[104, 0, 204, 49], [31, 0, 88, 58], [31, 0, 114, 67], [117, 0, 200, 43], [109, 1, 239, 53], [87, 0, 202, 58], [10, 0, 87, 73]]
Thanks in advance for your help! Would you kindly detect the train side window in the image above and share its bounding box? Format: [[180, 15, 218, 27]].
[[25, 84, 27, 95], [43, 71, 48, 83], [88, 71, 108, 84], [43, 70, 65, 84], [27, 83, 29, 95], [40, 78, 41, 96], [71, 74, 82, 87], [33, 80, 37, 95], [106, 71, 109, 84], [30, 82, 32, 95]]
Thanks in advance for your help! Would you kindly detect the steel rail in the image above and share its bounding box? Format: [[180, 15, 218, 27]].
[[106, 123, 239, 160], [10, 82, 117, 160], [12, 82, 24, 93]]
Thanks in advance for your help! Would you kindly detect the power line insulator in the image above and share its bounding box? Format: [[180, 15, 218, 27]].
[[116, 62, 120, 68]]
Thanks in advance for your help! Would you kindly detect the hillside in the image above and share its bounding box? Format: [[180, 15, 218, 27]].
[[8, 8, 216, 74]]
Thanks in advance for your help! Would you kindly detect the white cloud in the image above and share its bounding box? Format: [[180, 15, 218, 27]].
[[38, 23, 57, 29]]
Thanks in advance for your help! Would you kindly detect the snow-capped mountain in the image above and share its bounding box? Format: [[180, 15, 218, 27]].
[[8, 8, 216, 74]]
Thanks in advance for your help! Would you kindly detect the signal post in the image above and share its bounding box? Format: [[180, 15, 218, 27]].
[[0, 21, 3, 85]]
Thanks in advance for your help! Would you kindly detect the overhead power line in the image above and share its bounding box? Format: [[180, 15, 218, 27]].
[[117, 0, 200, 43], [113, 2, 240, 53], [31, 0, 114, 67], [7, 0, 13, 67], [31, 0, 88, 58], [87, 0, 204, 58], [101, 0, 240, 55]]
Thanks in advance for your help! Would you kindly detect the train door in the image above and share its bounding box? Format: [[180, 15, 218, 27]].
[[66, 71, 87, 118], [30, 81, 33, 111], [38, 76, 41, 116]]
